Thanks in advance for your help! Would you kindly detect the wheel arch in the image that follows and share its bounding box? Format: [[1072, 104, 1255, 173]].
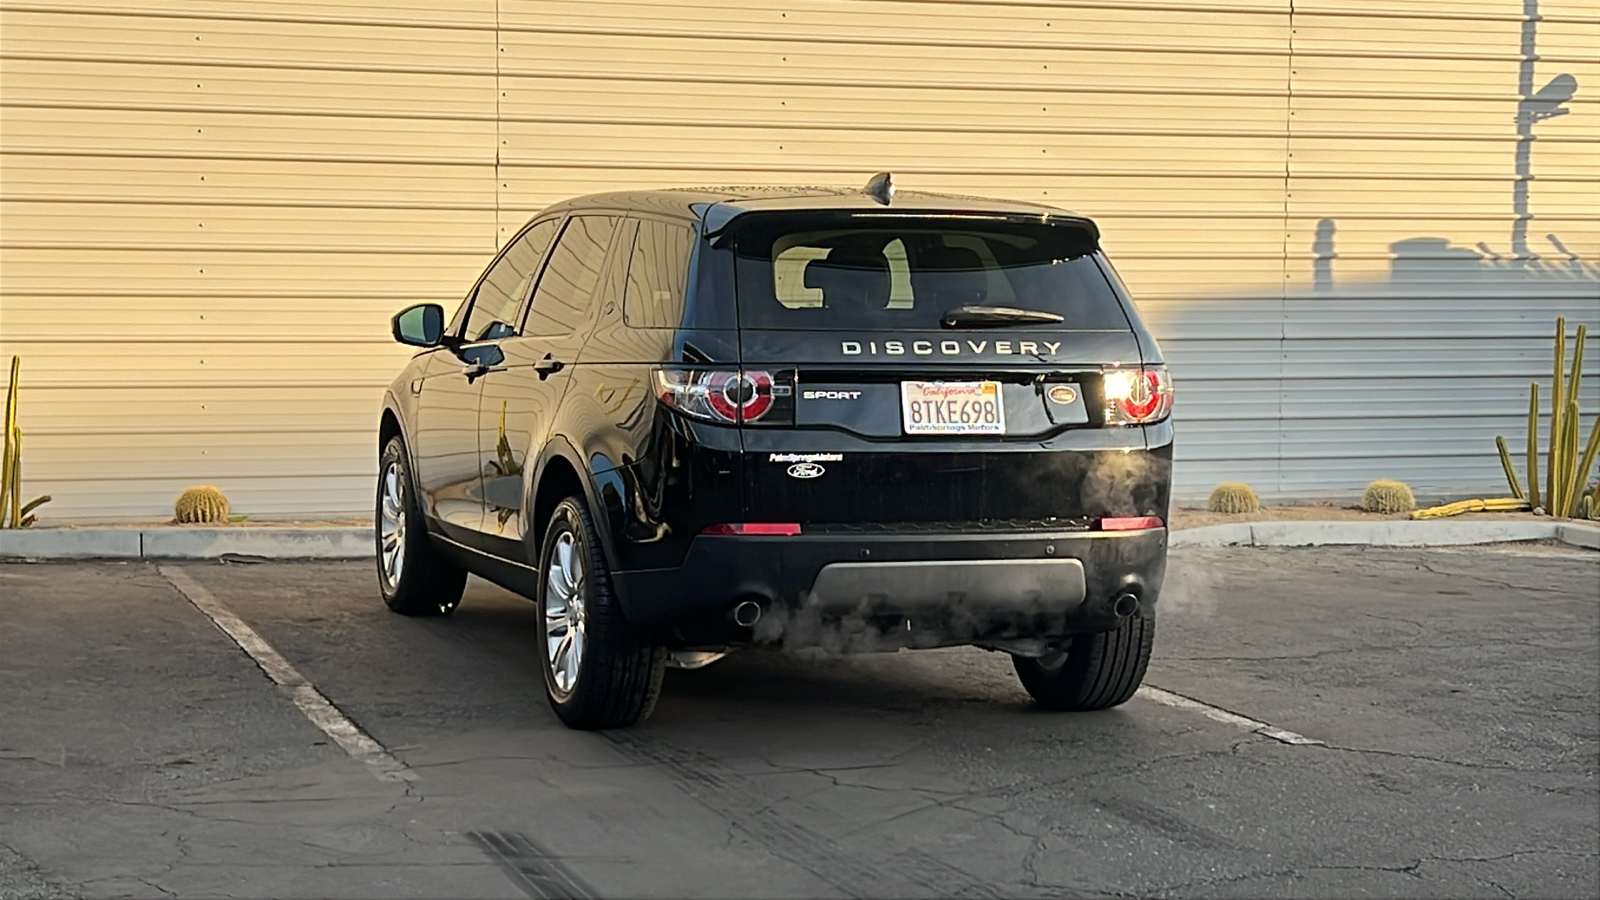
[[379, 405, 404, 456], [528, 438, 620, 571]]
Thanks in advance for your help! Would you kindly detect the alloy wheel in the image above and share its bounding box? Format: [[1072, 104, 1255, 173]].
[[379, 462, 406, 589], [544, 529, 587, 698]]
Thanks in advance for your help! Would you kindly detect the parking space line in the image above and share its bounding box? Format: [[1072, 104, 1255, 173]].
[[159, 566, 416, 783], [1137, 685, 1324, 746]]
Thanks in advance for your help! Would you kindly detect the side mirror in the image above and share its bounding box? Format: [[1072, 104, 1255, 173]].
[[391, 303, 445, 347]]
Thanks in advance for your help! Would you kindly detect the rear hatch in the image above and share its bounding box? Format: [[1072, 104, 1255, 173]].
[[723, 211, 1169, 528]]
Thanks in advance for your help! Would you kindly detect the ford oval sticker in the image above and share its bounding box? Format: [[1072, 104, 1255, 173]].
[[787, 462, 825, 479]]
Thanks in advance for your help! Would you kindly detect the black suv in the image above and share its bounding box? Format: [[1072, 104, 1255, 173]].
[[378, 178, 1173, 730]]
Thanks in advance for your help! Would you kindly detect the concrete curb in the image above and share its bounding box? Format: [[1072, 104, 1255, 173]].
[[0, 527, 369, 560], [142, 527, 371, 559], [0, 528, 143, 559], [1172, 519, 1600, 550], [1, 520, 1596, 561]]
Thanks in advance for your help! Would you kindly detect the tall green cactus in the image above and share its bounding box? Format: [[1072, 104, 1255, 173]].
[[1, 356, 52, 528], [1526, 381, 1540, 509], [1497, 319, 1597, 519]]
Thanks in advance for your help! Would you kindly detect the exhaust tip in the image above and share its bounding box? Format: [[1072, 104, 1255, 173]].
[[731, 600, 763, 628], [1112, 593, 1140, 618]]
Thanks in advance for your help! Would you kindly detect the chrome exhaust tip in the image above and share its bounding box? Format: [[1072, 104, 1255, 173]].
[[1112, 592, 1140, 618], [731, 600, 764, 628]]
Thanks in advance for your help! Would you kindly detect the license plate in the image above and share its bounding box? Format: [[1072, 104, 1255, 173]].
[[900, 381, 1005, 435]]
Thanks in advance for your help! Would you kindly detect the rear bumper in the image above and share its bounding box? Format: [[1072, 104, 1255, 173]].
[[611, 527, 1167, 648]]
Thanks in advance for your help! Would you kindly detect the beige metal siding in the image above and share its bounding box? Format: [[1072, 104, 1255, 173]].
[[1, 2, 497, 517], [1271, 3, 1600, 495], [0, 0, 1595, 521]]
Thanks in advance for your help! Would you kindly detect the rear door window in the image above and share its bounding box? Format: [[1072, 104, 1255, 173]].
[[733, 217, 1129, 331], [523, 215, 620, 337]]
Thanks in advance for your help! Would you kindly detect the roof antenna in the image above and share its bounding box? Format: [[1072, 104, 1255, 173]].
[[863, 171, 894, 205]]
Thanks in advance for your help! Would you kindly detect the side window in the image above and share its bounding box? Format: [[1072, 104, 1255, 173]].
[[462, 218, 560, 342], [623, 220, 695, 329], [524, 215, 619, 337]]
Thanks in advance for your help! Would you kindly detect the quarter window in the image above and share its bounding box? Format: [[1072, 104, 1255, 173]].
[[524, 216, 619, 337], [463, 218, 560, 342], [623, 220, 695, 329]]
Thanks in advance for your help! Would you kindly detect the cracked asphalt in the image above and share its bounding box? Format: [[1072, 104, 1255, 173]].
[[2, 544, 1596, 899]]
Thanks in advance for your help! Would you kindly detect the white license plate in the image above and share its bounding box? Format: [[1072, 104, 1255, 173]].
[[900, 381, 1005, 435]]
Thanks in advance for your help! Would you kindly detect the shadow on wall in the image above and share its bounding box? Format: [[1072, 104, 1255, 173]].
[[1311, 0, 1591, 296], [1159, 220, 1599, 500], [1150, 0, 1594, 499], [1311, 220, 1597, 297], [1388, 232, 1600, 287], [1155, 221, 1598, 326]]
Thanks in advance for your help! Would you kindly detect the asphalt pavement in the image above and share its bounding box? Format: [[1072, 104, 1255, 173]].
[[1, 544, 1596, 899]]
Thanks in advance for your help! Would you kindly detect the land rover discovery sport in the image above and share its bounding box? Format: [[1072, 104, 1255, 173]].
[[378, 177, 1173, 730]]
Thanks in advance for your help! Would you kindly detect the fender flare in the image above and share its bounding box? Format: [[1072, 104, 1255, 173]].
[[525, 436, 623, 572], [378, 391, 422, 477]]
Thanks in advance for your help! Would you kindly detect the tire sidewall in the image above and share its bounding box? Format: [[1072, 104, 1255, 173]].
[[377, 435, 461, 614], [376, 438, 410, 604], [1013, 614, 1156, 712]]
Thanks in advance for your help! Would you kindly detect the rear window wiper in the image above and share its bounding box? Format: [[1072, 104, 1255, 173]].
[[941, 305, 1066, 328]]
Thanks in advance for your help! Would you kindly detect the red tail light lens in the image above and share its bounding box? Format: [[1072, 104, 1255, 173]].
[[1102, 367, 1173, 425], [701, 523, 803, 536], [1096, 516, 1165, 531], [653, 368, 782, 424]]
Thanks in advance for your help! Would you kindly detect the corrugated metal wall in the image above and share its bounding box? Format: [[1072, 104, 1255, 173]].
[[1274, 1, 1600, 496], [1, 0, 1595, 520]]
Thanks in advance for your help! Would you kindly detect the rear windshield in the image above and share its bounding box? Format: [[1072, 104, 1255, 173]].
[[731, 216, 1130, 331]]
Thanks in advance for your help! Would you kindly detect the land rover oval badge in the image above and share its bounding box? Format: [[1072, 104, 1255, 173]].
[[787, 462, 825, 479], [1047, 385, 1079, 404]]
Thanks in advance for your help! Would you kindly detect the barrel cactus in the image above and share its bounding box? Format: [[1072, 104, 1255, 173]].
[[1359, 479, 1415, 514], [174, 485, 230, 524], [1207, 482, 1260, 514]]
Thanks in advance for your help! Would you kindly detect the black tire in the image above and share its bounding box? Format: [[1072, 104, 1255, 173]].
[[1012, 614, 1155, 711], [537, 496, 666, 730], [376, 435, 468, 616]]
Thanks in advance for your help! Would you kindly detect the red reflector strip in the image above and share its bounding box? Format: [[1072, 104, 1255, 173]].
[[701, 523, 803, 536], [1097, 516, 1165, 531]]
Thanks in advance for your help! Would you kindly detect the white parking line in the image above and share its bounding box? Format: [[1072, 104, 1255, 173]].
[[160, 566, 416, 783], [1137, 685, 1324, 746]]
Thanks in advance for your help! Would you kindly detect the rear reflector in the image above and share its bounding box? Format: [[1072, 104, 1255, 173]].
[[702, 523, 803, 536], [1096, 516, 1165, 531]]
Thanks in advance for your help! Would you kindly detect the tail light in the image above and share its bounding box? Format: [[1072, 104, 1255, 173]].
[[652, 367, 791, 425], [1102, 367, 1173, 425]]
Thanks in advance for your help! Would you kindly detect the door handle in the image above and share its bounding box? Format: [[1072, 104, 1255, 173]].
[[534, 354, 565, 380], [460, 342, 505, 383]]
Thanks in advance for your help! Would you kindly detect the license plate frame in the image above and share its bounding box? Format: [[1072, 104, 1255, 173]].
[[899, 381, 1006, 435]]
